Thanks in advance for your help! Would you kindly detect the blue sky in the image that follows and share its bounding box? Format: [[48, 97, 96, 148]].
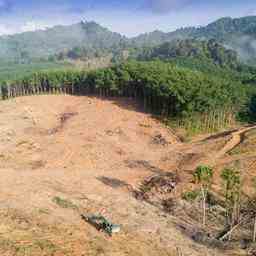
[[0, 0, 255, 36]]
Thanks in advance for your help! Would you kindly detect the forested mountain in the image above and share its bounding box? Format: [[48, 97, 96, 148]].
[[1, 16, 256, 64], [134, 39, 239, 69], [131, 16, 256, 63], [131, 17, 256, 45], [0, 21, 125, 60]]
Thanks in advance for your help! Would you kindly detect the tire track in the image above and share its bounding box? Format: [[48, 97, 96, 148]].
[[180, 125, 256, 170], [216, 125, 256, 157]]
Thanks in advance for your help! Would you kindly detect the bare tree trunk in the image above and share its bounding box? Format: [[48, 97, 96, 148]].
[[253, 216, 256, 242], [229, 202, 236, 241], [229, 220, 233, 241], [201, 186, 206, 226], [219, 218, 246, 241]]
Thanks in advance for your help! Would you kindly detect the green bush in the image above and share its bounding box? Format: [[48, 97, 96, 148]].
[[182, 190, 200, 201]]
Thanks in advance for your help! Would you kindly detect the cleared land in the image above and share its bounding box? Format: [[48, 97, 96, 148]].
[[0, 95, 256, 256]]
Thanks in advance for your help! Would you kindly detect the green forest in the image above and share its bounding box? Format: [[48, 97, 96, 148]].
[[0, 60, 70, 83], [1, 16, 256, 135], [1, 16, 256, 64], [1, 59, 255, 134]]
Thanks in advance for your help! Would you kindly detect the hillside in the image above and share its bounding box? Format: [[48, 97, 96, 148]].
[[131, 16, 256, 63], [1, 16, 256, 64], [134, 39, 239, 69], [0, 21, 125, 60]]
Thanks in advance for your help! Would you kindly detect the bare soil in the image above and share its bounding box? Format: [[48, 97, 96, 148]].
[[0, 95, 256, 256]]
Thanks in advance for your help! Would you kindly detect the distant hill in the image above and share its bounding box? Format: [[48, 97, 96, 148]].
[[1, 16, 256, 64], [134, 39, 239, 68], [130, 16, 256, 63], [0, 21, 125, 60]]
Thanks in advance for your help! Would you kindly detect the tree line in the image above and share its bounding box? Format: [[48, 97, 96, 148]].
[[0, 60, 248, 122]]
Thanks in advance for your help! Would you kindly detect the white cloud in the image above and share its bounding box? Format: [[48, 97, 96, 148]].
[[21, 21, 48, 32], [0, 24, 12, 34], [0, 21, 51, 36]]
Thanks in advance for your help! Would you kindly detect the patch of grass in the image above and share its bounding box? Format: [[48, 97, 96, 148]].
[[168, 109, 236, 138], [16, 140, 30, 147], [182, 190, 200, 202], [34, 239, 58, 254], [0, 237, 60, 256], [139, 123, 152, 128], [52, 196, 78, 210], [38, 208, 50, 215], [0, 209, 70, 255], [0, 60, 70, 83], [0, 237, 16, 251]]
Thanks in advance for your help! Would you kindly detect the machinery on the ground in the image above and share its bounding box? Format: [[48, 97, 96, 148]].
[[82, 214, 121, 236]]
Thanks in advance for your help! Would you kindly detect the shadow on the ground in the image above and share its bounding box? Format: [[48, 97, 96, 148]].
[[84, 95, 146, 114], [96, 176, 131, 189], [124, 159, 166, 174], [201, 129, 238, 142]]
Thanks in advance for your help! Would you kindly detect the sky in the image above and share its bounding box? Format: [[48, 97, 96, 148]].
[[0, 0, 255, 37]]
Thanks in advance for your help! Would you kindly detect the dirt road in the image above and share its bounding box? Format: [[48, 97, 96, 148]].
[[216, 125, 256, 158]]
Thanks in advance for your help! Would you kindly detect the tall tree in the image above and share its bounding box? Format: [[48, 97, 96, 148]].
[[220, 168, 241, 240], [193, 165, 213, 226]]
